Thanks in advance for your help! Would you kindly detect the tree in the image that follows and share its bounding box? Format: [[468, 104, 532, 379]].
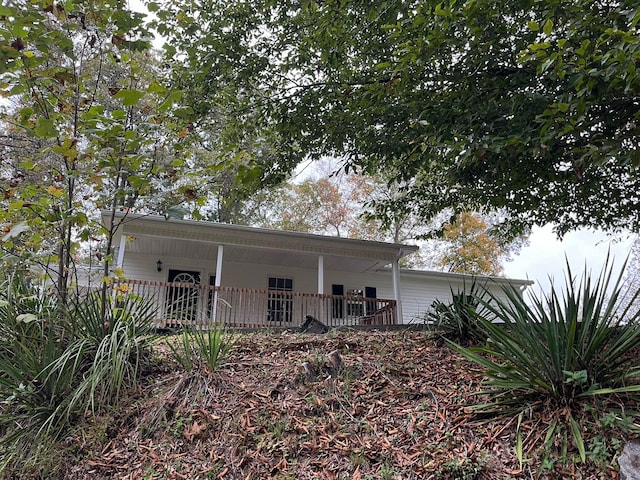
[[155, 0, 640, 238], [0, 0, 184, 303], [434, 212, 505, 275]]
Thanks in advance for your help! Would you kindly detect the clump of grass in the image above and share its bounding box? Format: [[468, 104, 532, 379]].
[[0, 266, 157, 476], [166, 324, 235, 373]]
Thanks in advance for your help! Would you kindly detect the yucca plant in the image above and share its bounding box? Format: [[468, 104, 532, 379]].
[[167, 324, 235, 373], [0, 272, 78, 439], [451, 256, 640, 463], [424, 281, 485, 345], [0, 284, 158, 447]]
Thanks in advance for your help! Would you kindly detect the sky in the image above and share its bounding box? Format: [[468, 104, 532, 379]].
[[502, 225, 636, 295]]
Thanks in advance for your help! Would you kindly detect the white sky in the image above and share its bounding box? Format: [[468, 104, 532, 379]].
[[503, 225, 635, 295]]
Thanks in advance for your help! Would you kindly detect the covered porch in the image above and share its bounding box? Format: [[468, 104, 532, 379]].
[[106, 212, 418, 327]]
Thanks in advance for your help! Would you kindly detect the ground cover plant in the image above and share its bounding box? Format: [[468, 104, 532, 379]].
[[424, 281, 486, 346]]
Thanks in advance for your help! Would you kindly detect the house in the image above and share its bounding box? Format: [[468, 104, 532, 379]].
[[104, 211, 532, 328]]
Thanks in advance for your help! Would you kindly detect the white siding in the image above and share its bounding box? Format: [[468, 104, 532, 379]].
[[120, 252, 528, 325]]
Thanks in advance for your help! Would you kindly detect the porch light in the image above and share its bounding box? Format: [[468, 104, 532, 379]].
[[156, 259, 163, 272]]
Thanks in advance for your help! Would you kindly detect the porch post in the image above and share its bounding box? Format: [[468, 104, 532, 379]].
[[215, 244, 224, 286], [392, 259, 403, 324], [317, 255, 324, 294], [212, 245, 224, 324], [116, 234, 126, 267]]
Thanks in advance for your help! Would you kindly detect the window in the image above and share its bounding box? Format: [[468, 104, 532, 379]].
[[268, 277, 293, 323]]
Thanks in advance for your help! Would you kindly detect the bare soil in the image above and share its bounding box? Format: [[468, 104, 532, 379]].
[[60, 330, 628, 479]]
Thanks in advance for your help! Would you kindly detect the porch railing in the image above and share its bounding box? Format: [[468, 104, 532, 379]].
[[112, 279, 397, 329]]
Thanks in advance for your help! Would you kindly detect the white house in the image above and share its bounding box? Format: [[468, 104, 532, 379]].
[[104, 211, 531, 328]]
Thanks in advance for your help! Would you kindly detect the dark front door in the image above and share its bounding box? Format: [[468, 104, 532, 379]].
[[166, 269, 201, 325]]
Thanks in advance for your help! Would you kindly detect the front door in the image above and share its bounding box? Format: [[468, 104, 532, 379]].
[[166, 269, 201, 325]]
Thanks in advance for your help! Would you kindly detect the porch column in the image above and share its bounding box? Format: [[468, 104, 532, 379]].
[[317, 255, 324, 294], [215, 244, 224, 286], [116, 234, 126, 268], [392, 259, 403, 324], [212, 245, 224, 323]]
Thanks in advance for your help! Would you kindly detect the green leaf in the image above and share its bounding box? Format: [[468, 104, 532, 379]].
[[528, 20, 540, 31], [165, 205, 188, 219], [114, 89, 145, 106], [34, 118, 58, 138], [569, 416, 586, 462], [146, 80, 166, 94], [543, 19, 553, 35], [18, 106, 34, 123], [516, 411, 524, 466]]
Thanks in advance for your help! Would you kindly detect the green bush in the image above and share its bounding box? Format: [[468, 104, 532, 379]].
[[424, 282, 485, 345], [66, 291, 158, 413], [0, 269, 158, 475], [452, 257, 640, 463]]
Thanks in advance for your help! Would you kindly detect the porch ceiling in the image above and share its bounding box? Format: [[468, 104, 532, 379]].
[[125, 235, 391, 272]]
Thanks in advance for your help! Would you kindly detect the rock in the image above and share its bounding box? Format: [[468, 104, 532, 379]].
[[619, 440, 640, 480], [300, 315, 329, 334], [327, 349, 342, 374], [300, 361, 316, 381]]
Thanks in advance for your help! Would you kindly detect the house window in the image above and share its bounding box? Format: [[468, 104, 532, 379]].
[[268, 277, 293, 323], [365, 286, 377, 314], [332, 284, 377, 319]]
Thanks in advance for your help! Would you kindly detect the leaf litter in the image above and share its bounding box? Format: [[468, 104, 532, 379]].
[[62, 330, 631, 479]]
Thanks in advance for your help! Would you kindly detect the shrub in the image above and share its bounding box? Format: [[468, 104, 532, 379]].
[[0, 270, 158, 475], [66, 291, 158, 413], [451, 256, 640, 463], [424, 282, 485, 345]]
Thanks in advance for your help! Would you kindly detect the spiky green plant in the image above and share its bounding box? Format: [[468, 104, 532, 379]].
[[424, 281, 485, 345], [66, 291, 158, 414], [167, 324, 235, 373], [0, 275, 158, 476], [451, 256, 640, 463], [0, 269, 76, 434]]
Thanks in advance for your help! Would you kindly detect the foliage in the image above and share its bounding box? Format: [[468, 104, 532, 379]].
[[435, 212, 508, 275], [0, 0, 185, 300], [451, 256, 640, 463], [424, 282, 485, 346], [66, 291, 158, 412], [0, 266, 157, 475], [156, 0, 640, 237], [167, 325, 235, 373]]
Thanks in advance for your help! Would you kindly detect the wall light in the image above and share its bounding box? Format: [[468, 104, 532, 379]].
[[156, 259, 163, 272]]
